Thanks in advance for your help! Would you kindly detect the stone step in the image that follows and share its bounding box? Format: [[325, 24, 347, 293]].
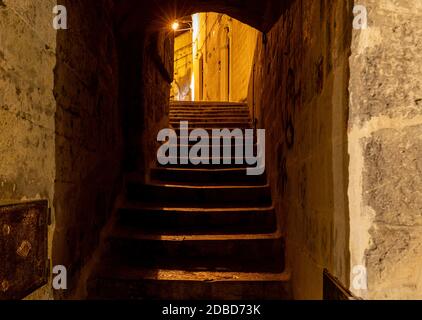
[[170, 106, 248, 110], [156, 158, 262, 169], [170, 101, 247, 106], [170, 108, 248, 113], [106, 228, 285, 272], [169, 122, 253, 128], [157, 153, 262, 161], [170, 111, 249, 117], [170, 127, 255, 133], [170, 116, 250, 121], [88, 264, 291, 300], [170, 103, 247, 107], [167, 139, 256, 145], [170, 111, 250, 117], [126, 183, 271, 207], [117, 204, 276, 234], [173, 135, 256, 141], [170, 115, 250, 120], [171, 128, 254, 136], [170, 104, 247, 108], [171, 136, 257, 147], [150, 167, 264, 185], [169, 116, 250, 121], [171, 104, 247, 108], [166, 143, 257, 152]]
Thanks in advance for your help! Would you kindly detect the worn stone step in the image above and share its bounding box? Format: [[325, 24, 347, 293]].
[[117, 205, 276, 234], [174, 134, 256, 140], [169, 116, 250, 121], [171, 105, 247, 109], [88, 264, 291, 300], [170, 112, 250, 117], [172, 136, 257, 145], [170, 110, 248, 115], [170, 104, 247, 109], [170, 111, 249, 114], [170, 106, 248, 111], [170, 122, 253, 128], [170, 101, 247, 106], [163, 135, 257, 142], [170, 102, 248, 112], [106, 228, 285, 272], [170, 103, 247, 108], [150, 167, 264, 185], [170, 115, 250, 120], [166, 143, 257, 153], [171, 128, 254, 136], [170, 114, 250, 118], [127, 183, 271, 206], [170, 106, 248, 110], [156, 159, 263, 169], [165, 141, 256, 150], [156, 163, 261, 170]]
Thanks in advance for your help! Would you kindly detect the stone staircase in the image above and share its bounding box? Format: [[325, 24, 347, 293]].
[[87, 101, 291, 300]]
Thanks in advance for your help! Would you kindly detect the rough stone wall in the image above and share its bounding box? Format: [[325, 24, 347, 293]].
[[249, 0, 353, 299], [0, 0, 57, 299], [118, 30, 173, 179], [348, 0, 422, 299], [141, 31, 173, 179], [53, 0, 123, 298]]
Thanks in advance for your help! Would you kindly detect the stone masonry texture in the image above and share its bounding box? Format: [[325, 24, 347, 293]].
[[52, 0, 123, 298], [249, 0, 353, 299], [349, 0, 422, 299], [0, 0, 57, 299]]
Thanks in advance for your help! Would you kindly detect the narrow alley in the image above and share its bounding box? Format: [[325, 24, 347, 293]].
[[0, 0, 421, 302]]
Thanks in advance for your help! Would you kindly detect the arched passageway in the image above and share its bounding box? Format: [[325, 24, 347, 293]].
[[1, 0, 421, 301], [72, 0, 353, 300]]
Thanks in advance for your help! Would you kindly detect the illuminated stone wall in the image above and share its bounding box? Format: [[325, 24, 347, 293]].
[[171, 31, 193, 101], [249, 0, 353, 299], [192, 13, 258, 102]]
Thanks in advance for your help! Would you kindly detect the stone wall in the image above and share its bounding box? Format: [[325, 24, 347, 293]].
[[140, 31, 173, 179], [118, 30, 173, 180], [172, 31, 192, 101], [249, 0, 353, 299], [348, 0, 422, 299], [52, 0, 123, 298], [230, 19, 258, 102], [0, 0, 57, 299], [193, 13, 257, 102]]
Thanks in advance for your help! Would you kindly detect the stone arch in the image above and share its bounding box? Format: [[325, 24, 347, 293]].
[[115, 0, 294, 35]]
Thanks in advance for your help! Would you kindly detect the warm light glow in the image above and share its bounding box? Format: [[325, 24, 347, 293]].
[[171, 21, 180, 31], [191, 72, 195, 101], [192, 14, 200, 42], [192, 14, 200, 101]]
